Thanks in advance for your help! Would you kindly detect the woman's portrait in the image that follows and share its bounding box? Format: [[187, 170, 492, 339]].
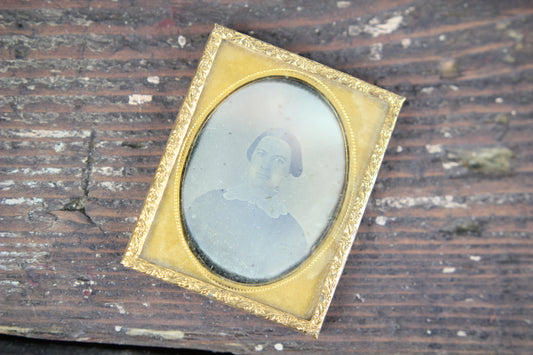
[[181, 78, 346, 283]]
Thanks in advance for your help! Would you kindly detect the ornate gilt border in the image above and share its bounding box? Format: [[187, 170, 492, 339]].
[[122, 24, 404, 337]]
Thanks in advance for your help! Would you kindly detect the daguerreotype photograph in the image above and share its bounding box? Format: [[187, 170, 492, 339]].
[[122, 25, 404, 336], [181, 78, 346, 283]]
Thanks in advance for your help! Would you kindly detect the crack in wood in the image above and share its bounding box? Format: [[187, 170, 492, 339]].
[[59, 129, 105, 234]]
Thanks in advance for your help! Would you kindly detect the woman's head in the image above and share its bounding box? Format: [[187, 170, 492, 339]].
[[246, 129, 303, 192]]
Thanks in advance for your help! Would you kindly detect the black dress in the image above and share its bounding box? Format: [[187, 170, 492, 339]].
[[184, 189, 307, 283]]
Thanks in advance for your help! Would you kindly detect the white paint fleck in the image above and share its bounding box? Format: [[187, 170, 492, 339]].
[[449, 85, 459, 91], [0, 251, 47, 258], [366, 15, 403, 37], [0, 180, 14, 190], [443, 267, 456, 274], [457, 330, 467, 337], [425, 144, 443, 154], [2, 197, 43, 205], [439, 34, 446, 41], [142, 302, 150, 307], [105, 302, 127, 314], [354, 293, 365, 303], [349, 15, 403, 38], [0, 251, 49, 271], [396, 145, 403, 153], [337, 1, 351, 8], [125, 217, 137, 224], [495, 97, 504, 104], [255, 344, 264, 351], [377, 195, 467, 210], [114, 326, 122, 332], [369, 42, 383, 61], [401, 38, 411, 48], [0, 280, 21, 287], [404, 6, 416, 14], [420, 87, 435, 94], [9, 130, 90, 138], [128, 94, 152, 105], [96, 167, 123, 177], [178, 35, 187, 48], [426, 329, 432, 335], [469, 255, 481, 262], [4, 167, 76, 177], [511, 110, 516, 116], [274, 343, 284, 351], [445, 194, 460, 204], [147, 76, 160, 85], [507, 30, 523, 41], [0, 326, 34, 335], [376, 216, 388, 226], [0, 242, 48, 248], [125, 327, 184, 340], [53, 143, 65, 152], [100, 181, 126, 192], [46, 168, 62, 174], [442, 162, 460, 170]]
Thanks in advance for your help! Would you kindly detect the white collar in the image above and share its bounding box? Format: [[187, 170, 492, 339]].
[[223, 184, 288, 218]]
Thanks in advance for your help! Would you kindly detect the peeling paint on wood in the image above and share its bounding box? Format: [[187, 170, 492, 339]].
[[124, 328, 185, 340]]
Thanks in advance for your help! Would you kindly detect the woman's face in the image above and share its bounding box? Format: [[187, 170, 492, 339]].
[[248, 136, 291, 193]]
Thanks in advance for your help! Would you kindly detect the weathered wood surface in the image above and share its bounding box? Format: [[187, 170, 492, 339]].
[[1, 0, 532, 353]]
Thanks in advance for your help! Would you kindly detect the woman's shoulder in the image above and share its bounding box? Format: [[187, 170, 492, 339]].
[[279, 213, 306, 244], [187, 189, 226, 212], [192, 189, 225, 202]]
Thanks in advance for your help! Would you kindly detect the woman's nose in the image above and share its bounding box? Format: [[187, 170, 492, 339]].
[[260, 157, 272, 170]]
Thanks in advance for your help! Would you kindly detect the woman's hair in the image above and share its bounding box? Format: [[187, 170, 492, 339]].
[[246, 128, 303, 177]]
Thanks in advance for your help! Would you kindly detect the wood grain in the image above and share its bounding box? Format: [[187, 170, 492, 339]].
[[0, 0, 532, 353]]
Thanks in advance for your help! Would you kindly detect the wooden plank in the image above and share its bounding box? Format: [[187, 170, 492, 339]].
[[0, 0, 532, 353]]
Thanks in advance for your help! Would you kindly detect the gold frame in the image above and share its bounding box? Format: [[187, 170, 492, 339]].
[[121, 24, 404, 337]]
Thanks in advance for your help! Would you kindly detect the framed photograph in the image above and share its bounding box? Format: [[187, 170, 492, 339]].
[[122, 24, 404, 337]]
